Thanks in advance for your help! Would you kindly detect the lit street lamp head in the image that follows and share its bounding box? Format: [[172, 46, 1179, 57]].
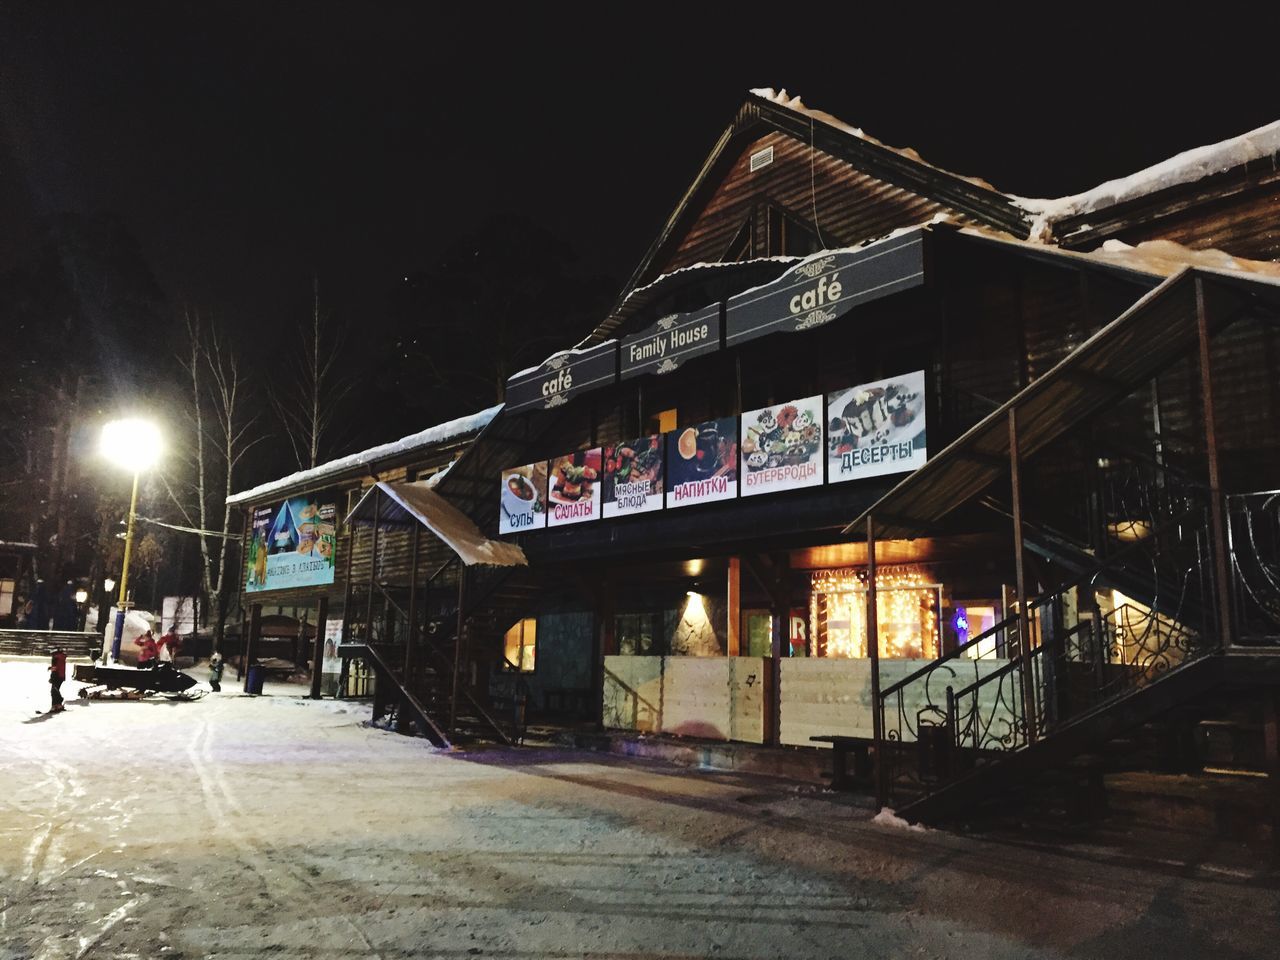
[[99, 418, 163, 473]]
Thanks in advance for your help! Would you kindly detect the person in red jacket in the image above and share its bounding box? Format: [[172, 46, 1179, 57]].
[[159, 625, 182, 662], [49, 648, 66, 713], [134, 630, 159, 669]]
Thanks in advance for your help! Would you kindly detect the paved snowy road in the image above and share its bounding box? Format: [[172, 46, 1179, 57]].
[[0, 660, 1275, 960]]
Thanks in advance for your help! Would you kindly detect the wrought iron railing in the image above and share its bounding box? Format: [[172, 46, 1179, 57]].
[[876, 501, 1217, 808], [1228, 490, 1280, 646]]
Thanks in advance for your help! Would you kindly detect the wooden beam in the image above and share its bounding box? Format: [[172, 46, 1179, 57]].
[[309, 596, 328, 700], [1009, 408, 1038, 744], [1196, 277, 1234, 648], [726, 557, 741, 657], [241, 603, 262, 694]]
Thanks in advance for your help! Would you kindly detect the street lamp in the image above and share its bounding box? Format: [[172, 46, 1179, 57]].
[[99, 418, 162, 662]]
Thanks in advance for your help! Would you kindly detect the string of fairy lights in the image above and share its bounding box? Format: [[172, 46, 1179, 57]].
[[809, 566, 940, 659]]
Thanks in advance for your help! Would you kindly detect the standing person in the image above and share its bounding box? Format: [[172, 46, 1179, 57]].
[[159, 624, 183, 663], [49, 647, 66, 713], [209, 652, 224, 692], [134, 629, 159, 669]]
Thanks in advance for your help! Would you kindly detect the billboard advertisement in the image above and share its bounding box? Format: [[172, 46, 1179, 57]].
[[546, 448, 603, 527], [665, 417, 738, 509], [827, 371, 927, 482], [602, 435, 664, 518], [245, 494, 338, 593], [499, 462, 548, 534], [740, 395, 825, 497]]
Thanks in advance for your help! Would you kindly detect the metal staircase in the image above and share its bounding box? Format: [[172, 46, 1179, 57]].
[[340, 556, 539, 747], [876, 449, 1280, 824]]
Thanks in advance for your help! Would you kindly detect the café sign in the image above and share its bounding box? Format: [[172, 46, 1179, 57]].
[[725, 230, 926, 348], [505, 340, 619, 414], [620, 303, 721, 380]]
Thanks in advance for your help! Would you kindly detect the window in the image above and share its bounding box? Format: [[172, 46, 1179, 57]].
[[644, 407, 678, 436], [0, 579, 13, 617], [809, 568, 941, 660], [503, 618, 536, 672]]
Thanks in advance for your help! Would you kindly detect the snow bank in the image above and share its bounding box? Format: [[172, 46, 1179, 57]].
[[227, 405, 501, 505], [1015, 119, 1280, 240], [871, 807, 928, 832]]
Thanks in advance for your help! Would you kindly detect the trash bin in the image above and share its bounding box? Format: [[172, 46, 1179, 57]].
[[246, 664, 265, 696]]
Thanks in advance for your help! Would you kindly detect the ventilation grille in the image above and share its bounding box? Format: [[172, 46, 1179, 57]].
[[749, 145, 774, 172]]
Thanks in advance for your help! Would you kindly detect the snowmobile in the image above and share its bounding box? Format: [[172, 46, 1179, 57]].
[[72, 660, 201, 699]]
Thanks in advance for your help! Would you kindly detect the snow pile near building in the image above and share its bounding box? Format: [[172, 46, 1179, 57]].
[[1015, 119, 1280, 241], [871, 807, 928, 832]]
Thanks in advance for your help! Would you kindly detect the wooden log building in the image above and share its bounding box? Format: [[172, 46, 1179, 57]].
[[230, 89, 1280, 835]]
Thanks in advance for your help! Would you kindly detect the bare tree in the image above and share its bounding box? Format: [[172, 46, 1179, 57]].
[[163, 310, 260, 652], [270, 277, 355, 470]]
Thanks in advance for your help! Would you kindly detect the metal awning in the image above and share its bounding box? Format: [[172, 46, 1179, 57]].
[[345, 480, 526, 568], [846, 267, 1280, 541]]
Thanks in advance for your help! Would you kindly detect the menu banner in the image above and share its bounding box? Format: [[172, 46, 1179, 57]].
[[665, 417, 738, 509], [741, 396, 825, 496], [499, 462, 548, 534], [546, 448, 603, 527], [602, 436, 664, 518], [620, 304, 720, 380], [725, 231, 925, 348], [504, 340, 618, 414], [827, 371, 928, 482], [245, 493, 338, 593]]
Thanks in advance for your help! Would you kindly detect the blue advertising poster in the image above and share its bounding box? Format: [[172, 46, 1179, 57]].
[[245, 494, 338, 593]]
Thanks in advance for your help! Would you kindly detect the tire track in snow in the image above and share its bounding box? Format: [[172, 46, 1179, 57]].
[[189, 707, 387, 958]]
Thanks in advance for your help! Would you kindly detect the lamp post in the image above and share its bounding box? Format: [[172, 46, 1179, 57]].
[[99, 418, 162, 663]]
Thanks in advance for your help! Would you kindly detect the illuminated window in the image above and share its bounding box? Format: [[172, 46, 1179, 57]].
[[0, 579, 13, 617], [644, 408, 678, 435], [503, 618, 536, 672], [810, 567, 941, 660]]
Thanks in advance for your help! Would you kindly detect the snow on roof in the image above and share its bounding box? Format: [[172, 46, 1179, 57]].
[[226, 405, 502, 506], [1015, 119, 1280, 241], [1088, 238, 1280, 281], [0, 541, 37, 550], [750, 87, 1004, 193], [507, 341, 618, 381], [753, 87, 1280, 244]]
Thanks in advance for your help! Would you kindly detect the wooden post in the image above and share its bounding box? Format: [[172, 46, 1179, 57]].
[[726, 557, 741, 657], [1009, 408, 1038, 744], [1195, 278, 1234, 648], [450, 566, 467, 735], [241, 603, 262, 694], [767, 555, 789, 747], [365, 485, 381, 645], [593, 574, 616, 731], [309, 596, 328, 700], [868, 516, 886, 809], [405, 524, 421, 678]]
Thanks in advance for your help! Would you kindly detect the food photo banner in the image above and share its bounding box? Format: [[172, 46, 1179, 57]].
[[724, 230, 926, 348], [620, 304, 721, 380], [546, 448, 603, 527], [245, 494, 338, 593], [827, 370, 927, 481], [504, 340, 619, 414], [666, 417, 738, 509], [602, 435, 664, 518], [499, 462, 548, 534], [741, 396, 824, 496]]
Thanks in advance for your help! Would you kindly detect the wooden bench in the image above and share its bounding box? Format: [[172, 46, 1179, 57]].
[[810, 735, 875, 789]]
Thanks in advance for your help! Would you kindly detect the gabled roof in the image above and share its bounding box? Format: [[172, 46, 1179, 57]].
[[584, 90, 1036, 347]]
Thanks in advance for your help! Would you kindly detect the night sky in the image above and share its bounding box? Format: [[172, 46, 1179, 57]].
[[1, 7, 1274, 437]]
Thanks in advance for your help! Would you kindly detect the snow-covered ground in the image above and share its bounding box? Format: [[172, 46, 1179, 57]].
[[1, 658, 1274, 959]]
